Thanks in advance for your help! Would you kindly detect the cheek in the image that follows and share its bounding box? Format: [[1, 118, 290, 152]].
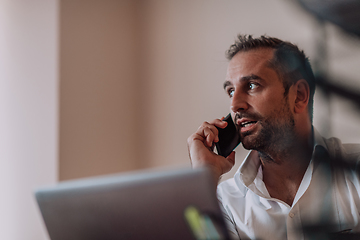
[[253, 94, 279, 111], [253, 94, 288, 116]]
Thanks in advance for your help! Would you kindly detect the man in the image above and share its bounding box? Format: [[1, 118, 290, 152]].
[[187, 35, 360, 240]]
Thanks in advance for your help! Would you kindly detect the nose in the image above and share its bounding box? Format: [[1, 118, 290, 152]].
[[230, 90, 249, 113]]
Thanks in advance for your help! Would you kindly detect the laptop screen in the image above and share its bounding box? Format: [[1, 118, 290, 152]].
[[35, 167, 230, 240]]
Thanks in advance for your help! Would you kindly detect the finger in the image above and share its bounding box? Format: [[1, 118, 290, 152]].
[[209, 118, 228, 129], [195, 120, 227, 146], [203, 127, 216, 147], [199, 122, 219, 143]]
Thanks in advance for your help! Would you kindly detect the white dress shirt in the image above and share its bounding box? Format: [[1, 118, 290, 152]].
[[217, 129, 360, 240]]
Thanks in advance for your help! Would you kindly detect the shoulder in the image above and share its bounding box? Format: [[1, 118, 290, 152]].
[[217, 176, 248, 203]]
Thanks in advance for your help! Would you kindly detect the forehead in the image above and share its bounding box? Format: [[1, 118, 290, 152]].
[[226, 48, 276, 81]]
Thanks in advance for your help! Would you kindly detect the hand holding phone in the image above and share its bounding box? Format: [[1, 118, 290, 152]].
[[187, 114, 239, 181], [215, 114, 241, 157]]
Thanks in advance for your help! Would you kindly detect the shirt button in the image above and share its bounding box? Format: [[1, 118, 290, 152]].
[[289, 212, 295, 218]]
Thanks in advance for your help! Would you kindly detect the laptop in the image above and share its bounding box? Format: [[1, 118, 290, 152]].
[[35, 167, 230, 240]]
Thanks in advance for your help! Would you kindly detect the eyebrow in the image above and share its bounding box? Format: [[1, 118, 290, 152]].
[[223, 81, 232, 90], [223, 74, 264, 89]]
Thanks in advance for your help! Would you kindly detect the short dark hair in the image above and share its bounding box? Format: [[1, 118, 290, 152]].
[[226, 34, 316, 122]]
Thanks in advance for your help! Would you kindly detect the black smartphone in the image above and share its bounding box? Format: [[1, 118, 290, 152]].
[[215, 113, 241, 157]]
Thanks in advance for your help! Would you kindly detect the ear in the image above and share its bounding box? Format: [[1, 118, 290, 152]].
[[294, 79, 309, 114]]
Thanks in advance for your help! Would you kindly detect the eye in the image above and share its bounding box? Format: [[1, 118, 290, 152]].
[[227, 88, 235, 98], [248, 82, 259, 90]]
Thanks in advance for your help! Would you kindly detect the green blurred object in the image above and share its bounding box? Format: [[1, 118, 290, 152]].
[[184, 206, 222, 240]]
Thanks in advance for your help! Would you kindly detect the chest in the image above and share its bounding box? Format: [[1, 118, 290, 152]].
[[224, 173, 360, 240], [265, 183, 298, 206]]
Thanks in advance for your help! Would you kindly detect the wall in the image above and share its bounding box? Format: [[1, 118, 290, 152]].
[[59, 0, 317, 180], [59, 0, 360, 182], [0, 0, 58, 239], [60, 0, 143, 180]]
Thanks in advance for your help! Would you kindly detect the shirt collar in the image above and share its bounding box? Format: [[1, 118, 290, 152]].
[[235, 127, 328, 189], [237, 151, 261, 187]]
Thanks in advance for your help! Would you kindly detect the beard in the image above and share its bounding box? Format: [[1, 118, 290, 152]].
[[239, 98, 296, 154]]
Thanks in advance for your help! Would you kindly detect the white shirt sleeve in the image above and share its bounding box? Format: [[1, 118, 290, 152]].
[[217, 193, 241, 239]]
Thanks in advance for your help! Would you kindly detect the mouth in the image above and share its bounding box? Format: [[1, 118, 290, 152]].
[[236, 119, 258, 133], [240, 121, 257, 128]]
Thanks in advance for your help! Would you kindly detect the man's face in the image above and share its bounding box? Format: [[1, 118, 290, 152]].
[[224, 48, 295, 152]]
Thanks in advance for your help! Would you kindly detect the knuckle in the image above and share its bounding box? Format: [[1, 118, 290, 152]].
[[198, 121, 209, 129], [187, 134, 197, 143], [187, 136, 192, 145]]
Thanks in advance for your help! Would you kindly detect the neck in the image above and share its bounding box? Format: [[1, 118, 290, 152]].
[[259, 126, 313, 206]]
